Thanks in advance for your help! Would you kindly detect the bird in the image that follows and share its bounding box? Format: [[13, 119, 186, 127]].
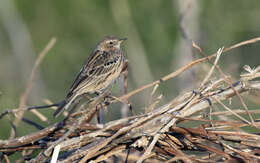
[[53, 36, 127, 117]]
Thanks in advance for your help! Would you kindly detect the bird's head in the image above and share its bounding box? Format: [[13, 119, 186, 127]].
[[97, 36, 127, 51]]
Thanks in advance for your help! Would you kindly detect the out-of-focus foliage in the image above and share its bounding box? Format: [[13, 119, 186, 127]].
[[0, 0, 259, 140]]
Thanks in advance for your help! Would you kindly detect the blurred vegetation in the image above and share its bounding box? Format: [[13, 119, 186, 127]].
[[0, 0, 259, 144]]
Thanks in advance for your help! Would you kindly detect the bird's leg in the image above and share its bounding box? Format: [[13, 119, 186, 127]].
[[105, 95, 134, 116], [101, 64, 134, 117], [95, 89, 112, 124], [96, 106, 105, 124], [77, 93, 104, 123]]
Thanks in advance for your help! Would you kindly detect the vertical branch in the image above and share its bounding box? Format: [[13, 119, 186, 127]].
[[120, 64, 129, 118], [10, 38, 56, 138], [172, 0, 200, 90]]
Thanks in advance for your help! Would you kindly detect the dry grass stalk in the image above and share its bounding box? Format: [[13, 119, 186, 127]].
[[10, 38, 56, 138]]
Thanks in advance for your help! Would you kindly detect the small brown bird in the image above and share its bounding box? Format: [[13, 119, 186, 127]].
[[53, 36, 127, 117]]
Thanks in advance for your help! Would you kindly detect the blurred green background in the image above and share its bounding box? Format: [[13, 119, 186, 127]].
[[0, 0, 260, 143]]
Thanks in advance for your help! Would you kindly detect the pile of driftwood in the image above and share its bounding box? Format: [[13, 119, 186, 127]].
[[0, 37, 260, 163]]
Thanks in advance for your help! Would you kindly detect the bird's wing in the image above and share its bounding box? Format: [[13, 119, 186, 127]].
[[66, 50, 120, 98]]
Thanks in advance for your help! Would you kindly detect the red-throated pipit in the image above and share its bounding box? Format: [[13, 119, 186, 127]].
[[53, 36, 127, 117]]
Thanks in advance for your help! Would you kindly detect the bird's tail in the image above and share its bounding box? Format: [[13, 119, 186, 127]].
[[53, 100, 67, 118], [53, 93, 80, 118]]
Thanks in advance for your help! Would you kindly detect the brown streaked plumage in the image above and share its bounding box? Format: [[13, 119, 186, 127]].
[[53, 36, 127, 117]]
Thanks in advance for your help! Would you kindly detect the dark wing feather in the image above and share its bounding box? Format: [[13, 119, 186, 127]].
[[65, 50, 109, 98], [70, 52, 122, 94], [65, 67, 88, 98]]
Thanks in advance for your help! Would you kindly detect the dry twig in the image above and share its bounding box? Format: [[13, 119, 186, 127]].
[[10, 38, 56, 138]]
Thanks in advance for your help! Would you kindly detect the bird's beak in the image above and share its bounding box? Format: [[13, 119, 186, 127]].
[[118, 38, 127, 44]]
